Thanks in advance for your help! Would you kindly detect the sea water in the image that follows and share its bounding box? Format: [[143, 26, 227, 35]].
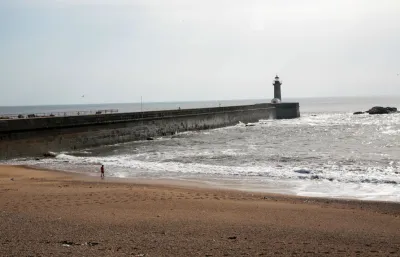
[[2, 97, 400, 202]]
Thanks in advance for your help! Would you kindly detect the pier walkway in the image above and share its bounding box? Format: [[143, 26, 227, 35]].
[[0, 109, 119, 120]]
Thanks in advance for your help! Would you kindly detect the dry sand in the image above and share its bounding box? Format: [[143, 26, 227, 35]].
[[0, 165, 399, 257]]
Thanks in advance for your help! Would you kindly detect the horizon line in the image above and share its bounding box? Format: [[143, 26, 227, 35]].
[[1, 95, 400, 108]]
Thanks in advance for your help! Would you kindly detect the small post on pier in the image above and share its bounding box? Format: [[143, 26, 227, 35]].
[[141, 96, 144, 120]]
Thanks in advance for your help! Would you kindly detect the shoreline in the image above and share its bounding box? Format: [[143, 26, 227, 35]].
[[2, 164, 400, 217], [11, 164, 400, 213], [14, 163, 400, 204], [1, 165, 400, 256]]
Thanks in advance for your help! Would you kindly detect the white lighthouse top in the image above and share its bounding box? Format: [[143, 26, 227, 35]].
[[273, 74, 282, 84]]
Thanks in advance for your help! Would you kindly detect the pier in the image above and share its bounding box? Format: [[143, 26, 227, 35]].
[[0, 103, 299, 159], [0, 109, 119, 120], [0, 75, 300, 159]]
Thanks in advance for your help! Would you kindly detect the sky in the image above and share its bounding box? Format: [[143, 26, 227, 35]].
[[0, 0, 399, 106]]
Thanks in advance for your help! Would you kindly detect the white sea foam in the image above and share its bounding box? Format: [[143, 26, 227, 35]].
[[4, 111, 400, 202], [20, 151, 400, 184]]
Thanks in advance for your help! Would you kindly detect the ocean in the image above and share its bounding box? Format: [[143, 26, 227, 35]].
[[2, 96, 400, 202]]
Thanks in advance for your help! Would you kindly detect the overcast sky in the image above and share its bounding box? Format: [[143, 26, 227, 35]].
[[0, 0, 399, 105]]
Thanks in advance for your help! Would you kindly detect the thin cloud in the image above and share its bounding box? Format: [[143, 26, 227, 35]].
[[0, 0, 399, 105]]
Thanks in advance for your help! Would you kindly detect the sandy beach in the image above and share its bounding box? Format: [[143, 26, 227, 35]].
[[0, 165, 399, 257]]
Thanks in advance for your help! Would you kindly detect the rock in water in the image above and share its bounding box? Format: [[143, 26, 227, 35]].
[[294, 169, 311, 174], [43, 152, 57, 158], [366, 106, 397, 115], [353, 111, 365, 115], [386, 107, 398, 113]]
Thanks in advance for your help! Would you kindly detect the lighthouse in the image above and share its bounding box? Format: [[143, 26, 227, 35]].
[[272, 74, 282, 103]]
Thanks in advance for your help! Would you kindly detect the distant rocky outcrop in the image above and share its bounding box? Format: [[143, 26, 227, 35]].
[[353, 106, 398, 115], [366, 106, 397, 115]]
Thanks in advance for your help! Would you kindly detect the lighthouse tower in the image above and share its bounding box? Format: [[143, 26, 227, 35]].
[[272, 74, 282, 102]]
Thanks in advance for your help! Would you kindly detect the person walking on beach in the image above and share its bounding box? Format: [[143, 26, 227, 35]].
[[100, 165, 105, 179]]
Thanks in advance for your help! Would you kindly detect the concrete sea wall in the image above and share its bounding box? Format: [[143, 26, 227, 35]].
[[0, 103, 300, 159], [273, 103, 300, 119]]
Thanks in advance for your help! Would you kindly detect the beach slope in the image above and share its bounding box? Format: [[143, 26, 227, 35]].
[[0, 165, 399, 256]]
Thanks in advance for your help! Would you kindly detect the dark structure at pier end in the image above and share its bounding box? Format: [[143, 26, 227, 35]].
[[270, 74, 300, 119], [0, 76, 300, 159], [272, 74, 282, 102]]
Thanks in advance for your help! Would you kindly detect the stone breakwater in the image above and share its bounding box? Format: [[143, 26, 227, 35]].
[[0, 103, 299, 159]]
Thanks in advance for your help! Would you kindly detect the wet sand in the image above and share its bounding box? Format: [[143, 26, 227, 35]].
[[0, 165, 399, 257]]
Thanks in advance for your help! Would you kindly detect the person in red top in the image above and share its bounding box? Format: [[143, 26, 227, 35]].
[[100, 165, 105, 179]]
